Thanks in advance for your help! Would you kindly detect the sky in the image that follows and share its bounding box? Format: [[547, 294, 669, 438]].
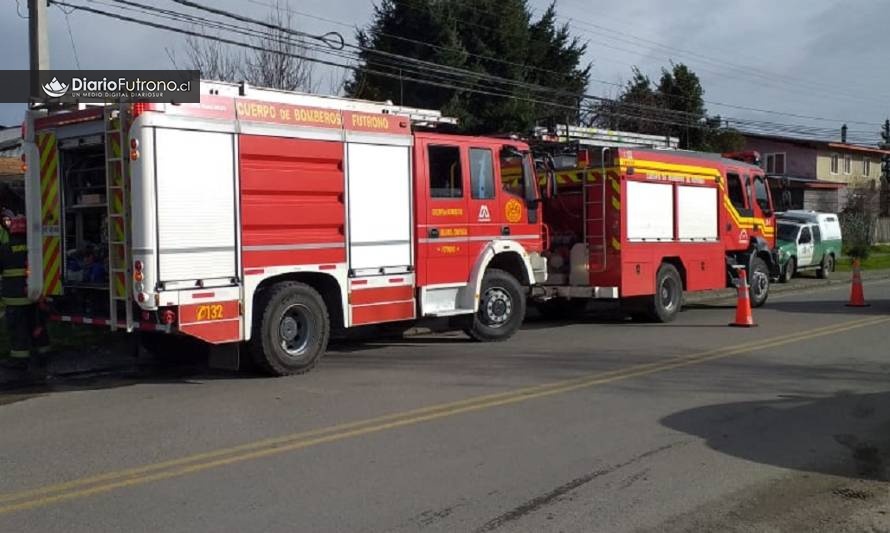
[[1, 0, 888, 143]]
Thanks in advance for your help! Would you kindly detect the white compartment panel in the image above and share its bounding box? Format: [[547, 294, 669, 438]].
[[626, 181, 674, 241], [677, 185, 718, 240]]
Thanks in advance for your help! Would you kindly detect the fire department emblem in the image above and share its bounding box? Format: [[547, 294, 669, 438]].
[[478, 205, 491, 222], [739, 230, 749, 242], [505, 198, 523, 223]]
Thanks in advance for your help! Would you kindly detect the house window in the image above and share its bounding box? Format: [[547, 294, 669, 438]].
[[830, 153, 839, 174], [864, 158, 871, 177], [844, 153, 852, 175], [765, 153, 786, 175]]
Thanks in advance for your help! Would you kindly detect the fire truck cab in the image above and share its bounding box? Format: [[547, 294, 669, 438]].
[[22, 81, 546, 375], [532, 136, 778, 322]]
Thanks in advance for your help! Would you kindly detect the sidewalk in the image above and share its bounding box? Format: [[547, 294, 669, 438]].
[[685, 267, 890, 304], [0, 330, 140, 388]]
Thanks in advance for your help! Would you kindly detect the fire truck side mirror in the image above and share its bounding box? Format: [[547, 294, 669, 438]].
[[541, 153, 558, 199], [545, 169, 558, 199]]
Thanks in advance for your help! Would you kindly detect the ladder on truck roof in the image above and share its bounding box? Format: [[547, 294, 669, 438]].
[[201, 80, 459, 127], [103, 105, 134, 332], [536, 125, 679, 150]]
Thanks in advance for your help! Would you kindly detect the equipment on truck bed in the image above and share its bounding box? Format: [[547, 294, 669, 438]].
[[22, 81, 547, 375]]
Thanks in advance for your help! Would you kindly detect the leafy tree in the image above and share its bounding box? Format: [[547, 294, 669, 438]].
[[347, 0, 589, 134]]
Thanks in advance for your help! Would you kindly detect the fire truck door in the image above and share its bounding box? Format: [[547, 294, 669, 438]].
[[497, 146, 538, 240], [466, 146, 500, 265], [422, 144, 470, 285]]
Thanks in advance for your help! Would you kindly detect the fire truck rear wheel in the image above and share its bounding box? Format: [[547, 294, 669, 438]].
[[250, 282, 330, 376], [749, 257, 770, 308], [646, 263, 683, 323], [464, 268, 526, 342]]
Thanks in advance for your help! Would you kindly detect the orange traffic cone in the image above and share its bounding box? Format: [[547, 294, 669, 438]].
[[730, 267, 757, 327], [846, 259, 869, 307]]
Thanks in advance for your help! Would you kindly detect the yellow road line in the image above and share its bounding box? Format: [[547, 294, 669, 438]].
[[1, 315, 887, 515]]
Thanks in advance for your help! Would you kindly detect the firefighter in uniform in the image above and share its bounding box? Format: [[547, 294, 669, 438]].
[[0, 208, 50, 379]]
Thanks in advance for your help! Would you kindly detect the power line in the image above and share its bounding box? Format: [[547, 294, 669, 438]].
[[244, 0, 881, 132], [51, 0, 884, 144], [390, 0, 889, 113]]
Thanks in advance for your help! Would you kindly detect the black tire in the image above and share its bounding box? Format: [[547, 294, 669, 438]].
[[818, 254, 834, 279], [535, 298, 588, 320], [781, 257, 796, 283], [749, 256, 770, 308], [249, 282, 329, 376], [643, 263, 683, 323], [464, 268, 526, 342]]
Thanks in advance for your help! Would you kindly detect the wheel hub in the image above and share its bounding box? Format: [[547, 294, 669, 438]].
[[279, 316, 299, 342], [660, 278, 676, 310], [483, 287, 513, 327], [278, 305, 311, 357]]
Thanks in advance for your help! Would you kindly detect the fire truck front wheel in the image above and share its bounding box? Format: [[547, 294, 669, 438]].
[[749, 257, 770, 308], [464, 268, 526, 342], [250, 282, 330, 376]]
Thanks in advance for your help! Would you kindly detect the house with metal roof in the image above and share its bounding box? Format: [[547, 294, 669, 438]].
[[742, 132, 888, 212]]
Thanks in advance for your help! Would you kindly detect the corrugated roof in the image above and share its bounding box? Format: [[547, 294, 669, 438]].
[[744, 132, 889, 155]]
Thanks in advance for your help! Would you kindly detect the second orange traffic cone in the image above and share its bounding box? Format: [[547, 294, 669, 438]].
[[846, 259, 869, 307], [730, 267, 757, 327]]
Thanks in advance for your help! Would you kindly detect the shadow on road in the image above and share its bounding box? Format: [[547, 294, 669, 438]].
[[763, 299, 889, 316], [661, 390, 890, 481]]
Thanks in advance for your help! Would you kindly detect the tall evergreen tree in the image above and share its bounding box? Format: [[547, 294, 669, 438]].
[[347, 0, 589, 134], [599, 62, 742, 152]]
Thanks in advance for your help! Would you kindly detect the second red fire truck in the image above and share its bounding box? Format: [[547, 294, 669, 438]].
[[531, 128, 779, 321]]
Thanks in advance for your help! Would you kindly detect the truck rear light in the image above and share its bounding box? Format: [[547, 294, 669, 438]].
[[137, 292, 146, 303], [162, 309, 176, 325], [20, 154, 26, 172], [131, 102, 149, 118], [134, 260, 143, 272], [134, 271, 144, 282]]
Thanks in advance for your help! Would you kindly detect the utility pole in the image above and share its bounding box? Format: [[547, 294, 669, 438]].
[[28, 0, 49, 108], [881, 119, 890, 215]]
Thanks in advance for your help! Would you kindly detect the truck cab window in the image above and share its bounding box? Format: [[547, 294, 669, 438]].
[[799, 226, 812, 244], [811, 225, 821, 243], [726, 173, 746, 210], [753, 175, 771, 212], [469, 148, 495, 200], [428, 145, 463, 199], [500, 148, 525, 198]]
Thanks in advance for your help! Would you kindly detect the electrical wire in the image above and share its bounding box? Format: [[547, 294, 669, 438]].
[[49, 0, 884, 143]]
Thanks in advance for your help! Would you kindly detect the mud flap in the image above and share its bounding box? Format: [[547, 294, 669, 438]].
[[207, 343, 240, 371]]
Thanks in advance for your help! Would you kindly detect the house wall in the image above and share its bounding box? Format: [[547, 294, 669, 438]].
[[742, 138, 817, 178], [816, 150, 880, 185]]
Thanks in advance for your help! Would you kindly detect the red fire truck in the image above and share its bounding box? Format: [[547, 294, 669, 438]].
[[531, 136, 779, 321], [22, 82, 547, 375]]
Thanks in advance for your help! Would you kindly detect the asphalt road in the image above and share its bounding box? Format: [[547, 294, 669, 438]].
[[1, 279, 890, 532]]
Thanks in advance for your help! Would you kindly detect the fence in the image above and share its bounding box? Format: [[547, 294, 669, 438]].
[[875, 217, 890, 243]]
